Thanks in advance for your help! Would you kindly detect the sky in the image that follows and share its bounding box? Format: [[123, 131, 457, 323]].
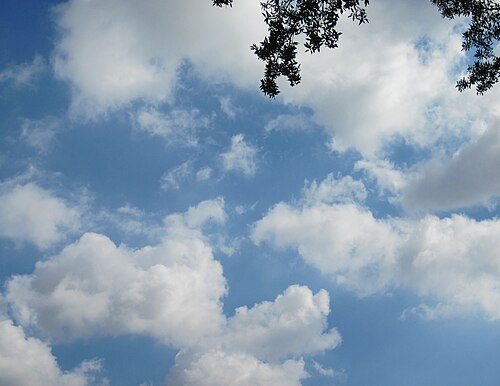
[[0, 0, 500, 385]]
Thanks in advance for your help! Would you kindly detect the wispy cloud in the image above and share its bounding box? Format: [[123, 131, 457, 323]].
[[20, 117, 61, 154], [134, 107, 210, 146], [161, 161, 193, 191], [0, 55, 44, 86], [221, 134, 258, 177]]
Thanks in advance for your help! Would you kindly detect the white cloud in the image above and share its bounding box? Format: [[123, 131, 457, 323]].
[[397, 214, 500, 319], [161, 161, 193, 191], [166, 285, 339, 386], [221, 134, 258, 177], [134, 107, 209, 146], [252, 202, 400, 296], [196, 167, 213, 182], [354, 159, 408, 195], [52, 0, 264, 116], [20, 117, 61, 153], [253, 175, 500, 318], [0, 320, 106, 386], [2, 194, 342, 383], [402, 123, 500, 211], [5, 199, 228, 346], [51, 0, 499, 163], [311, 360, 335, 377], [218, 96, 238, 119], [264, 114, 314, 133], [278, 0, 499, 157], [95, 203, 161, 239], [302, 174, 367, 205], [166, 349, 307, 386], [0, 55, 45, 86], [0, 182, 81, 249], [222, 285, 341, 361], [180, 197, 226, 230]]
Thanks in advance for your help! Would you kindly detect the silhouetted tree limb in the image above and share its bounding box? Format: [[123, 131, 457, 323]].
[[213, 0, 499, 97], [432, 0, 499, 94]]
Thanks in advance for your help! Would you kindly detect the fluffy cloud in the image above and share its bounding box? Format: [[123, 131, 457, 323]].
[[221, 134, 258, 177], [252, 203, 400, 296], [253, 174, 500, 318], [222, 285, 341, 361], [166, 350, 307, 386], [52, 0, 499, 161], [354, 159, 408, 195], [167, 285, 339, 386], [402, 123, 500, 211], [52, 0, 264, 116], [0, 320, 105, 386], [0, 182, 81, 249], [5, 199, 228, 346], [282, 0, 500, 157], [3, 194, 342, 383], [397, 215, 500, 319]]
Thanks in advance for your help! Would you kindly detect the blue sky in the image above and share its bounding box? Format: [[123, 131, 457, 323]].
[[1, 1, 500, 385]]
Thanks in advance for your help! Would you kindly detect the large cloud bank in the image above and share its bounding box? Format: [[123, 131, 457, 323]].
[[53, 0, 499, 160], [2, 199, 340, 385], [253, 175, 500, 319]]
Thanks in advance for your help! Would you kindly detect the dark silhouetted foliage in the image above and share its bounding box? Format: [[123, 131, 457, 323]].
[[432, 0, 499, 94], [213, 0, 499, 97], [214, 0, 369, 97]]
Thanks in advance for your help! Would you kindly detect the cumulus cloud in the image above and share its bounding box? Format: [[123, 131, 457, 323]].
[[0, 182, 81, 249], [222, 285, 341, 361], [253, 174, 500, 318], [402, 123, 500, 211], [166, 350, 307, 386], [166, 285, 339, 386], [397, 214, 500, 319], [221, 134, 258, 177], [5, 199, 228, 346], [2, 193, 342, 383], [52, 0, 264, 116], [355, 159, 408, 195], [276, 0, 500, 159], [252, 202, 400, 296], [0, 320, 106, 386], [51, 0, 499, 162]]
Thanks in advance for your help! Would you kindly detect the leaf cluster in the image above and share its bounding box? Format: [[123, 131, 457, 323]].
[[432, 0, 500, 94], [214, 0, 499, 97], [214, 0, 369, 97]]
